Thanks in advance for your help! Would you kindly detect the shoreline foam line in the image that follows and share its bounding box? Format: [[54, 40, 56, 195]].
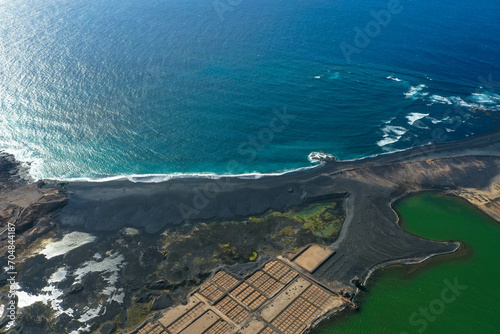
[[20, 143, 434, 184], [0, 140, 460, 184], [3, 127, 500, 184], [45, 162, 327, 184]]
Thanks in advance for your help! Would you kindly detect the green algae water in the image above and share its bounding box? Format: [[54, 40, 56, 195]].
[[314, 193, 500, 334]]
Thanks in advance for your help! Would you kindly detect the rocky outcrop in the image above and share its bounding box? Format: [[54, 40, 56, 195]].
[[308, 152, 336, 162]]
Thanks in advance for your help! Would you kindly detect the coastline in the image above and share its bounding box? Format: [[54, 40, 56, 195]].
[[1, 130, 500, 333], [2, 127, 498, 185]]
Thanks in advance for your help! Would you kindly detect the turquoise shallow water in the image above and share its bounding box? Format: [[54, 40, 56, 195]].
[[0, 0, 499, 180]]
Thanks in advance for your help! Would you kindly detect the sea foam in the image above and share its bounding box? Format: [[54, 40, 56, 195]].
[[404, 84, 428, 99], [50, 163, 326, 184], [377, 125, 408, 147], [406, 112, 429, 126], [386, 76, 403, 82], [429, 95, 452, 105], [471, 92, 500, 104]]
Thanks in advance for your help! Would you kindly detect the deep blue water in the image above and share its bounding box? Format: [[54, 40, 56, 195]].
[[0, 0, 499, 180]]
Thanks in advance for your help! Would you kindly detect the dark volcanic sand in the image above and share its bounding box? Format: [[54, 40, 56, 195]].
[[1, 131, 500, 333], [56, 130, 500, 286]]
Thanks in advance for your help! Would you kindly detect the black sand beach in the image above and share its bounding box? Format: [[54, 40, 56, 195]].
[[57, 131, 500, 284], [1, 130, 500, 333]]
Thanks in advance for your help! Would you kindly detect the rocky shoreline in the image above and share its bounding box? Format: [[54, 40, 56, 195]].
[[1, 130, 499, 333]]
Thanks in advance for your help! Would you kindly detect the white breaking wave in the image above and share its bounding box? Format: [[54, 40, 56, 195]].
[[377, 125, 408, 147], [0, 147, 327, 184], [425, 91, 500, 109], [448, 96, 472, 108], [471, 92, 500, 104], [401, 85, 494, 112], [377, 137, 400, 147], [0, 145, 44, 181], [406, 112, 429, 126], [52, 163, 326, 184], [386, 76, 403, 82], [429, 95, 452, 105], [4, 86, 500, 186], [404, 84, 428, 99], [424, 91, 500, 114], [308, 152, 335, 163], [344, 145, 421, 162], [384, 117, 396, 124]]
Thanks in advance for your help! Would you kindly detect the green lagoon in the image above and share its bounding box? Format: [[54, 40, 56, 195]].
[[315, 193, 500, 334]]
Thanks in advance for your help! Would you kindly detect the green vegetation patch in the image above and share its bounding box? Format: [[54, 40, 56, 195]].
[[126, 300, 152, 331], [249, 251, 258, 261], [253, 202, 344, 238], [155, 200, 345, 306]]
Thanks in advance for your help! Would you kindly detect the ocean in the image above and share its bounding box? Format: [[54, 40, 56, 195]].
[[1, 0, 499, 181]]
